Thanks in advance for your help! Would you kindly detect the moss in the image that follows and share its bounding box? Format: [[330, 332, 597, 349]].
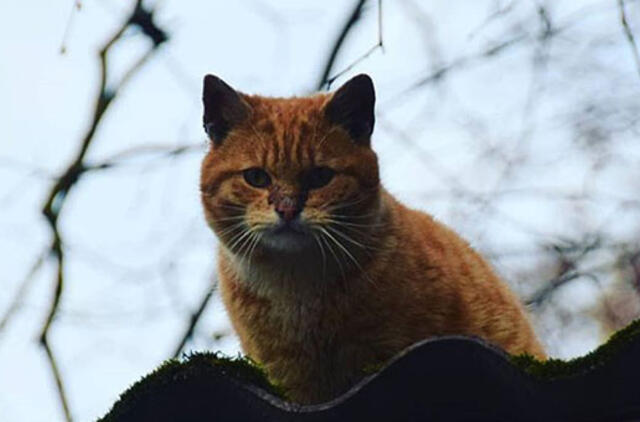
[[188, 352, 284, 396], [101, 319, 640, 420], [361, 362, 386, 376], [511, 318, 640, 379], [99, 351, 285, 422]]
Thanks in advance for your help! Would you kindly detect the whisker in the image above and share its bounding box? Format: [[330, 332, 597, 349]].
[[320, 227, 374, 284], [326, 218, 386, 228], [325, 197, 371, 212], [324, 187, 378, 210], [318, 229, 346, 282], [325, 214, 379, 223], [211, 206, 245, 214], [312, 232, 327, 281], [217, 222, 247, 237], [247, 232, 262, 269], [210, 215, 247, 223], [238, 231, 258, 264], [319, 227, 361, 272], [227, 228, 254, 253], [224, 230, 246, 250], [325, 225, 369, 250]]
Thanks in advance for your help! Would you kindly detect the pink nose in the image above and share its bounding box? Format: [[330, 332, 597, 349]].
[[275, 196, 300, 222]]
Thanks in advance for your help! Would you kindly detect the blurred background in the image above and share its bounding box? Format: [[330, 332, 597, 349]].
[[2, 0, 640, 420]]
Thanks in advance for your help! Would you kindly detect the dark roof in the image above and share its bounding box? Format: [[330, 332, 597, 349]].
[[100, 318, 640, 422]]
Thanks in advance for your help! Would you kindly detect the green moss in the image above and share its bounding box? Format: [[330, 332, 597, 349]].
[[361, 361, 386, 376], [188, 352, 284, 396], [511, 318, 640, 379], [98, 352, 285, 422], [101, 319, 640, 420]]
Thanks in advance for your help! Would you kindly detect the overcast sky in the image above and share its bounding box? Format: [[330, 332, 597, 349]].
[[2, 1, 640, 421]]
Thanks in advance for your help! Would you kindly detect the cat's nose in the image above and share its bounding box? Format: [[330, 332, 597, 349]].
[[275, 196, 302, 222]]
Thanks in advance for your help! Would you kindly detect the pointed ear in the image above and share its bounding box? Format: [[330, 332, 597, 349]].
[[202, 74, 250, 146], [324, 74, 375, 145]]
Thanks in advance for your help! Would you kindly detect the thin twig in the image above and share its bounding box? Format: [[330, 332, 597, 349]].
[[60, 0, 82, 54], [317, 0, 368, 90], [380, 32, 528, 109], [39, 234, 71, 422], [322, 0, 384, 89], [377, 0, 383, 52], [0, 250, 48, 334], [526, 271, 601, 308], [525, 238, 611, 308], [382, 15, 575, 110], [172, 284, 217, 358], [38, 2, 167, 420], [324, 43, 381, 89], [413, 33, 528, 88], [84, 142, 203, 171], [618, 0, 640, 79]]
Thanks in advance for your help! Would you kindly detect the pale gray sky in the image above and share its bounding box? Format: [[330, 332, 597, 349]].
[[2, 1, 640, 421]]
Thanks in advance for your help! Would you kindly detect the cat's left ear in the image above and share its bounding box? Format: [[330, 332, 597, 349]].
[[324, 74, 375, 146], [202, 74, 251, 146]]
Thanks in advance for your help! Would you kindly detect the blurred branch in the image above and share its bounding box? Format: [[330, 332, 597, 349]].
[[467, 0, 517, 39], [0, 250, 48, 334], [384, 10, 574, 108], [618, 0, 640, 79], [318, 0, 384, 90], [324, 40, 382, 89], [412, 33, 528, 89], [85, 142, 204, 171], [0, 156, 54, 179], [60, 0, 82, 54], [317, 0, 368, 89], [526, 237, 608, 308], [526, 272, 587, 308], [37, 2, 168, 421], [172, 283, 217, 358]]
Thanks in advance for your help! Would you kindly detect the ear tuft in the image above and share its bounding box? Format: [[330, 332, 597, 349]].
[[202, 75, 250, 145], [324, 74, 375, 145]]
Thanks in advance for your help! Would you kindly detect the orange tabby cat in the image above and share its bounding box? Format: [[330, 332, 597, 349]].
[[200, 74, 546, 404]]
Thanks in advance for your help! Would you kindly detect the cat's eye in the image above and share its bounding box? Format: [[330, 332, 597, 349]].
[[243, 168, 271, 188], [306, 167, 335, 189]]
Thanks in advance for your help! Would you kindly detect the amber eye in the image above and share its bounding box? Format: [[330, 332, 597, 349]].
[[306, 167, 335, 189], [243, 168, 271, 188]]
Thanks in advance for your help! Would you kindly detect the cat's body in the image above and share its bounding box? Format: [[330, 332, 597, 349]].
[[200, 74, 546, 404]]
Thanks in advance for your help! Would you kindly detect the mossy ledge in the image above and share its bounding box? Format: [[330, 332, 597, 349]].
[[511, 317, 640, 379], [99, 319, 640, 422], [98, 352, 285, 422]]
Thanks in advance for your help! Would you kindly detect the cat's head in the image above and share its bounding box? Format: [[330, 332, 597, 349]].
[[200, 74, 381, 264]]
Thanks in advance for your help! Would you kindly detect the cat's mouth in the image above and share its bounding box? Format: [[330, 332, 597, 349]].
[[259, 220, 314, 252]]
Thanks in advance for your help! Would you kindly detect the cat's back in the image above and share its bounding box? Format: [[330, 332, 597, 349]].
[[376, 191, 546, 358]]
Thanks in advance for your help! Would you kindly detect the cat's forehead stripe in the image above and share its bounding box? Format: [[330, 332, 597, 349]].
[[246, 97, 326, 170]]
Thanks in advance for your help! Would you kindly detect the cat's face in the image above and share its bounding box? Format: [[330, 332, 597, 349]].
[[200, 75, 380, 261]]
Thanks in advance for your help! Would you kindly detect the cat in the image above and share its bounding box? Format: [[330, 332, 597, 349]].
[[200, 73, 546, 404]]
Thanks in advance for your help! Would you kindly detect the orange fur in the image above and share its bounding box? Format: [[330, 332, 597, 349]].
[[200, 75, 546, 404]]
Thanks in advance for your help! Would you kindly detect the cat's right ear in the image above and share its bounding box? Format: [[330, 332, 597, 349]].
[[202, 75, 250, 146], [324, 74, 375, 146]]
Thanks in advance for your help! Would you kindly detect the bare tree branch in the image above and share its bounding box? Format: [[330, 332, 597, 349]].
[[320, 0, 384, 89], [172, 283, 217, 358], [618, 0, 640, 79], [84, 142, 203, 171], [0, 250, 48, 334], [60, 0, 82, 54], [317, 0, 368, 90], [37, 2, 168, 420]]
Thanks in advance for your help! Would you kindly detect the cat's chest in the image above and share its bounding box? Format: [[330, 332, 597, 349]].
[[262, 296, 344, 345], [222, 256, 386, 359]]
